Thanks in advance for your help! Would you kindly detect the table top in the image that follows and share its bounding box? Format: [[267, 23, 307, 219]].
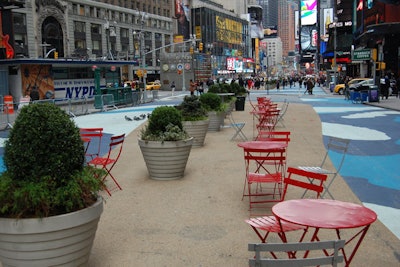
[[216, 93, 235, 96], [237, 141, 287, 151], [272, 199, 377, 229]]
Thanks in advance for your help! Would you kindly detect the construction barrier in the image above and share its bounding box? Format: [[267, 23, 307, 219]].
[[4, 95, 14, 114]]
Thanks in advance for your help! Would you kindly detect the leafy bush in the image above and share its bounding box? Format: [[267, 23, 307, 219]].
[[140, 106, 189, 141], [176, 95, 208, 121], [0, 103, 103, 218], [207, 84, 221, 94], [231, 82, 248, 96], [199, 93, 223, 112]]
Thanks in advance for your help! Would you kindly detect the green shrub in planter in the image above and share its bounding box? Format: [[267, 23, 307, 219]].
[[231, 82, 248, 96], [207, 84, 221, 94], [0, 103, 104, 218], [176, 95, 208, 121], [140, 106, 189, 141], [199, 92, 223, 112]]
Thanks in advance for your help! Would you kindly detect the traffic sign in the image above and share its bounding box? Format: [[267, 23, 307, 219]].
[[177, 63, 184, 70]]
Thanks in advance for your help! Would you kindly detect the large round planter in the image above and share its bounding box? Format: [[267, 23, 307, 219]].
[[0, 197, 103, 267], [138, 137, 194, 180], [207, 111, 225, 132], [182, 119, 210, 148]]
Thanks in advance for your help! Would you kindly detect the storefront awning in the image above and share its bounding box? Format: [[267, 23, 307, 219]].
[[356, 22, 400, 47]]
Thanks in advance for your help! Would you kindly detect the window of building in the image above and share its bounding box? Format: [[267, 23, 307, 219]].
[[120, 28, 129, 38], [92, 40, 101, 50], [75, 39, 86, 49], [79, 5, 85, 16], [91, 24, 101, 34], [74, 21, 85, 32]]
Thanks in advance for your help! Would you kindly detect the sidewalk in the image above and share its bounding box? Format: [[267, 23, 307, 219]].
[[88, 101, 400, 266]]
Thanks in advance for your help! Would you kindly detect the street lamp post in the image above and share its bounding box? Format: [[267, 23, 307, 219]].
[[133, 11, 149, 103], [181, 34, 197, 92], [333, 16, 338, 85]]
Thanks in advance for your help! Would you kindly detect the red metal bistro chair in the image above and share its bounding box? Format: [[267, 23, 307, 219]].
[[88, 133, 125, 196], [255, 131, 291, 144], [80, 127, 104, 160], [242, 146, 287, 210], [245, 167, 328, 252]]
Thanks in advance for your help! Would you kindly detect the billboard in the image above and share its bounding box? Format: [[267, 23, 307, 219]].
[[175, 0, 190, 40], [300, 0, 317, 26], [264, 26, 278, 38], [248, 5, 264, 39], [322, 8, 333, 41], [300, 25, 318, 52]]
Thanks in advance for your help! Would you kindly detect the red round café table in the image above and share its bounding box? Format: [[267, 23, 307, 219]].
[[272, 199, 377, 266]]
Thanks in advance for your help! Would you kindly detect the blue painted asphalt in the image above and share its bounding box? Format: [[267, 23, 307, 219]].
[[1, 85, 399, 240]]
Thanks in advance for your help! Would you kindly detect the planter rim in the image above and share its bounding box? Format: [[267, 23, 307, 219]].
[[0, 197, 103, 234], [138, 136, 194, 144]]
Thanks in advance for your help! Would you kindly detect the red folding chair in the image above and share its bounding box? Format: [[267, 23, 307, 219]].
[[245, 167, 328, 252], [255, 131, 291, 144], [80, 128, 103, 160], [256, 109, 280, 132], [88, 133, 125, 196], [242, 146, 287, 210]]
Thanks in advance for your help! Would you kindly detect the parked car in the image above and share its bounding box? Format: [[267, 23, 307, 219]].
[[349, 79, 374, 90], [334, 78, 370, 95], [146, 80, 161, 90]]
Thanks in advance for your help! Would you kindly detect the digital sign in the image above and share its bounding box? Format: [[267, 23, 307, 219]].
[[300, 0, 317, 26]]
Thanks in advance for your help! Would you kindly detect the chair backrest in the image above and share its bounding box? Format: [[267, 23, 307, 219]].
[[277, 100, 289, 119], [320, 137, 350, 172], [80, 127, 104, 157], [244, 148, 286, 176], [105, 133, 125, 161], [248, 240, 345, 267], [256, 131, 291, 144], [282, 167, 328, 199]]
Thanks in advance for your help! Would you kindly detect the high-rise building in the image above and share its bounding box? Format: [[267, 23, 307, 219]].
[[257, 0, 278, 28], [278, 0, 297, 57]]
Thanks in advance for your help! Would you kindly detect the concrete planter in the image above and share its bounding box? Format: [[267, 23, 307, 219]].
[[207, 111, 225, 132], [182, 120, 210, 148], [138, 137, 194, 180], [0, 197, 103, 267]]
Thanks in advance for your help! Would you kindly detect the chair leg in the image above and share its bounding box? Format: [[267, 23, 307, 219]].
[[321, 174, 337, 199], [104, 166, 123, 191]]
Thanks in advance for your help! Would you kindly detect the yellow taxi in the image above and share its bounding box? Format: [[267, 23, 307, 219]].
[[334, 78, 369, 95], [146, 80, 161, 90]]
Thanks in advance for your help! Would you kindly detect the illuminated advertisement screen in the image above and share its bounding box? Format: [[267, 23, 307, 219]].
[[300, 0, 317, 26], [300, 25, 318, 52]]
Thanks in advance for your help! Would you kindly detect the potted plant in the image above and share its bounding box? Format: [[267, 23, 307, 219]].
[[231, 82, 248, 111], [199, 92, 225, 132], [0, 103, 104, 266], [176, 95, 209, 148], [138, 106, 194, 180]]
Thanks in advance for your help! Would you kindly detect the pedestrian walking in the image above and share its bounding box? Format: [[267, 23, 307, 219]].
[[170, 81, 176, 96], [189, 79, 196, 96]]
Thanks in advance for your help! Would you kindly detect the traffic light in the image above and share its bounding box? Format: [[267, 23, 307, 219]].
[[371, 48, 377, 62], [54, 52, 58, 59], [376, 62, 386, 71], [190, 46, 194, 54], [199, 42, 203, 52]]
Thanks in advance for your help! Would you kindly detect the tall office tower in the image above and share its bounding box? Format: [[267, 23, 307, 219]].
[[278, 0, 297, 57], [257, 0, 278, 28]]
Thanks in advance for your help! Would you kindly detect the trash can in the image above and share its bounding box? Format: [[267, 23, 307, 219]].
[[132, 91, 139, 106], [368, 85, 379, 102], [235, 96, 246, 111], [329, 82, 335, 92], [152, 90, 159, 100]]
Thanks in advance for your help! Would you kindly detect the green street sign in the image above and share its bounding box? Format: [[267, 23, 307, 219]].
[[352, 49, 371, 61]]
